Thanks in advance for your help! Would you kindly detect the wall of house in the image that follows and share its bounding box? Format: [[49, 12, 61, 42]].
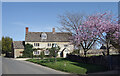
[[14, 49, 24, 58], [25, 42, 74, 57], [79, 49, 119, 56]]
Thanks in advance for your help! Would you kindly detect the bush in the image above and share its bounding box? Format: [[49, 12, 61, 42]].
[[44, 55, 51, 57], [17, 56, 24, 58], [49, 44, 60, 57], [40, 51, 45, 59], [33, 55, 39, 58], [71, 49, 80, 55], [23, 44, 33, 58]]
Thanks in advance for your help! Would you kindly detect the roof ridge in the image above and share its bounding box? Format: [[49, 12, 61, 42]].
[[28, 32, 70, 33], [13, 41, 23, 42]]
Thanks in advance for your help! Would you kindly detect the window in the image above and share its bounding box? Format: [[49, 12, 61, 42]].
[[41, 32, 47, 39], [48, 43, 51, 46], [34, 51, 40, 55], [34, 51, 37, 54], [44, 50, 50, 55], [34, 43, 39, 46], [37, 51, 39, 54], [64, 45, 68, 47], [52, 43, 57, 47]]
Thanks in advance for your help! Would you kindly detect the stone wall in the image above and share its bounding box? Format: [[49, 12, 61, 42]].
[[79, 49, 119, 55], [67, 54, 120, 70], [14, 49, 24, 58]]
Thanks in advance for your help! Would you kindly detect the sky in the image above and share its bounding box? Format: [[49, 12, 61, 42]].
[[2, 2, 118, 41], [2, 0, 120, 2]]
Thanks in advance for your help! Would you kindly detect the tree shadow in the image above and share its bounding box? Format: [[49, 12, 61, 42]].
[[70, 62, 108, 73]]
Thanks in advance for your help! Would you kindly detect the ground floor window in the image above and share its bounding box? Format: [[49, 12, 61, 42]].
[[34, 51, 40, 55]]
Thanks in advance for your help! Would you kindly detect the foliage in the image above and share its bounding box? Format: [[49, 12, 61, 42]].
[[58, 12, 97, 57], [40, 51, 45, 59], [23, 44, 33, 58], [59, 12, 120, 57], [0, 40, 1, 54], [71, 49, 80, 55], [111, 41, 120, 52], [17, 56, 24, 58], [27, 58, 107, 74], [2, 36, 13, 54], [33, 55, 39, 58], [84, 12, 120, 55], [49, 44, 60, 57]]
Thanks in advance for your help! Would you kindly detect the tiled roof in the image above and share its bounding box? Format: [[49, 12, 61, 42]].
[[13, 41, 24, 49], [25, 32, 72, 42]]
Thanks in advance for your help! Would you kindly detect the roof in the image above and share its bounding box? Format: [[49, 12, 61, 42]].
[[13, 41, 24, 49], [25, 32, 72, 42]]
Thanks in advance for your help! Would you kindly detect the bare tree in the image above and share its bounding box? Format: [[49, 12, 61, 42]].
[[58, 12, 85, 34], [58, 12, 98, 57], [58, 12, 86, 53]]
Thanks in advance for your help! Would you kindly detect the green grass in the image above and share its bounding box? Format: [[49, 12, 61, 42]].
[[26, 58, 107, 75]]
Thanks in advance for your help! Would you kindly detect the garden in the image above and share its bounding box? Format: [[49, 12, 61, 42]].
[[24, 11, 120, 74], [26, 58, 108, 75]]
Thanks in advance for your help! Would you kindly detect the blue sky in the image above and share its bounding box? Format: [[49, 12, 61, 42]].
[[2, 2, 118, 41]]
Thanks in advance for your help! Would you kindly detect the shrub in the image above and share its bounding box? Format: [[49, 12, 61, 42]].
[[40, 51, 45, 59], [71, 49, 80, 55], [23, 44, 33, 58]]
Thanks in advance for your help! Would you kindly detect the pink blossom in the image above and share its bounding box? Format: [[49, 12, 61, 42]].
[[71, 12, 120, 49]]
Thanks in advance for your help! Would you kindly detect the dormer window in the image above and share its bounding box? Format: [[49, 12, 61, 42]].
[[41, 32, 47, 39]]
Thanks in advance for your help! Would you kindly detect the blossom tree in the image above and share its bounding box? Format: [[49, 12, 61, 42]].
[[58, 12, 99, 55], [59, 12, 120, 57], [73, 12, 120, 56], [72, 20, 99, 57], [86, 12, 120, 55], [110, 20, 120, 51]]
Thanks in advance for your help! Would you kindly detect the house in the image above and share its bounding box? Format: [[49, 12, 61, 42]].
[[13, 41, 25, 58], [13, 27, 74, 58]]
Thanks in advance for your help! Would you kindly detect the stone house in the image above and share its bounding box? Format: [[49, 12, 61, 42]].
[[13, 41, 24, 58], [13, 27, 74, 58]]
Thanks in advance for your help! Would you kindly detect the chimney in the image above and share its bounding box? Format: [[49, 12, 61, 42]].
[[26, 27, 29, 34], [52, 28, 55, 33]]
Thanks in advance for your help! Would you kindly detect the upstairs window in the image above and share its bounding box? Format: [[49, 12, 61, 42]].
[[41, 32, 47, 39], [48, 43, 51, 46], [34, 43, 39, 46]]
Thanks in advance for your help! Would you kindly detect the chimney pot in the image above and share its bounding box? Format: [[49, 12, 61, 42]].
[[52, 28, 55, 33], [26, 27, 29, 34]]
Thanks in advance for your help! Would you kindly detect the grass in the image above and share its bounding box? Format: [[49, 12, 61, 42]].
[[26, 58, 108, 75]]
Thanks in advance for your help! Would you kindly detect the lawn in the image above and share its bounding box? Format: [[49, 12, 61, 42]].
[[26, 58, 108, 75]]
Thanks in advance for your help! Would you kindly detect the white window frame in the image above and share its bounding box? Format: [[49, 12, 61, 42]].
[[41, 32, 47, 39]]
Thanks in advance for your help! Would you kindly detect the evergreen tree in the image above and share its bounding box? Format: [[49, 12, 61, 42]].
[[23, 44, 33, 58], [2, 36, 13, 54]]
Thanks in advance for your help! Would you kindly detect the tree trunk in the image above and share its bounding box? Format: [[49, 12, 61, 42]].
[[84, 49, 87, 63], [84, 50, 87, 57], [106, 43, 110, 56]]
